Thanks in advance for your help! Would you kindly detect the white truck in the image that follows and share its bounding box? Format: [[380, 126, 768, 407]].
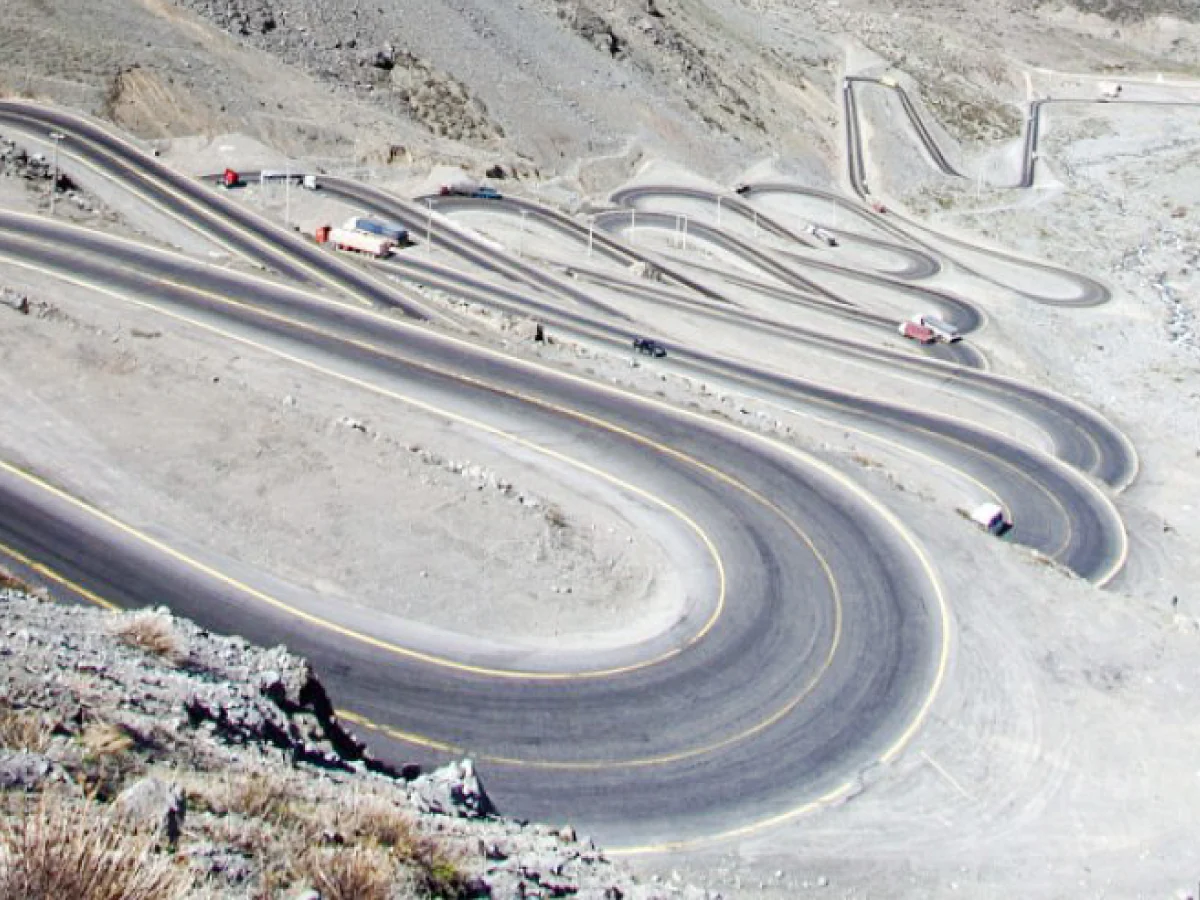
[[327, 227, 393, 258], [970, 502, 1011, 536], [1098, 81, 1123, 101]]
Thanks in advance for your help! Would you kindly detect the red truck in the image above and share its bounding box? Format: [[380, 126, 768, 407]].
[[219, 168, 242, 189], [898, 321, 936, 344]]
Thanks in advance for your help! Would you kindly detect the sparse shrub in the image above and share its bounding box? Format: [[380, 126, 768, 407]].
[[224, 772, 296, 823], [80, 720, 136, 760], [0, 791, 191, 899], [0, 704, 51, 754], [110, 610, 184, 663], [544, 503, 568, 529], [297, 846, 395, 900], [344, 797, 471, 898], [78, 721, 140, 801], [850, 453, 879, 469], [0, 569, 35, 593]]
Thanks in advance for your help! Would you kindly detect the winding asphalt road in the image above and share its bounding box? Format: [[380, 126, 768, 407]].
[[0, 211, 944, 846], [0, 100, 1137, 848]]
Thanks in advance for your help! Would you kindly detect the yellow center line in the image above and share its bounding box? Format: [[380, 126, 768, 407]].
[[0, 253, 844, 683], [0, 262, 853, 770], [0, 539, 119, 611], [0, 238, 952, 853]]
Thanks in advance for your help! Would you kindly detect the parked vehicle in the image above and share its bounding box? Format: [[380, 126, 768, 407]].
[[438, 183, 501, 198], [898, 321, 936, 344], [219, 168, 242, 189], [806, 224, 838, 247], [912, 313, 961, 343], [970, 502, 1011, 536], [317, 226, 394, 258], [632, 337, 667, 358], [302, 174, 319, 190], [345, 217, 408, 244]]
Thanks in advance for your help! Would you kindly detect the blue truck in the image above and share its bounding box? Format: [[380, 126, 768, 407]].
[[345, 216, 409, 245]]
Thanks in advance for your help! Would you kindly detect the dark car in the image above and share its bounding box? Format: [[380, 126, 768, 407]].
[[472, 186, 503, 200], [734, 183, 752, 196], [632, 337, 667, 358]]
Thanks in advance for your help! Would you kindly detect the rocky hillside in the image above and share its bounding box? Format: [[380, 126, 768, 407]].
[[0, 582, 696, 899]]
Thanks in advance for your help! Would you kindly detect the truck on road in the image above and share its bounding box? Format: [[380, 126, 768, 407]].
[[806, 224, 838, 247], [911, 312, 961, 343], [970, 502, 1012, 536], [345, 216, 408, 244], [316, 225, 394, 258], [898, 321, 936, 344]]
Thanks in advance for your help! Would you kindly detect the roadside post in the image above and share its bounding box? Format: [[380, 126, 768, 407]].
[[48, 131, 64, 216]]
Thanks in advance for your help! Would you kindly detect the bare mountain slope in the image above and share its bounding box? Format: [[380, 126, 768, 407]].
[[4, 0, 1200, 186]]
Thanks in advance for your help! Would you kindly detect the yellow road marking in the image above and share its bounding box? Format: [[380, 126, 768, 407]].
[[0, 255, 862, 771], [0, 254, 846, 690], [0, 539, 119, 611], [0, 230, 952, 850], [0, 163, 1131, 849]]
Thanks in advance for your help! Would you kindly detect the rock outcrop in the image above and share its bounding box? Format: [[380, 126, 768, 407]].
[[0, 586, 705, 898]]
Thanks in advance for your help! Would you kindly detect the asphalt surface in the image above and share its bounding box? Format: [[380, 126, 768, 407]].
[[0, 213, 943, 845], [0, 101, 441, 321], [401, 185, 1133, 492], [839, 78, 1123, 306], [0, 101, 1138, 848]]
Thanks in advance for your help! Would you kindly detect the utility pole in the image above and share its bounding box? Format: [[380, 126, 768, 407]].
[[519, 210, 528, 258], [284, 159, 292, 229], [716, 194, 723, 227], [425, 199, 434, 257], [48, 131, 64, 216], [587, 217, 594, 258]]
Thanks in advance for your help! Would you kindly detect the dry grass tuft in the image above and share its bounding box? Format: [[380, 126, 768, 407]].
[[297, 846, 395, 900], [343, 797, 470, 898], [224, 772, 297, 823], [0, 704, 51, 754], [0, 791, 192, 899], [544, 503, 568, 529], [110, 610, 185, 663], [77, 720, 142, 801], [80, 720, 136, 760], [0, 569, 35, 593]]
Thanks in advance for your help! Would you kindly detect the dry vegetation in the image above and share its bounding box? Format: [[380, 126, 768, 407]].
[[109, 610, 186, 663], [0, 764, 474, 898], [0, 704, 51, 755], [0, 792, 191, 900]]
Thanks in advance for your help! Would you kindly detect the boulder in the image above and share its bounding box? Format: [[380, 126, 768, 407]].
[[115, 776, 186, 842], [0, 752, 53, 791], [409, 758, 495, 818]]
